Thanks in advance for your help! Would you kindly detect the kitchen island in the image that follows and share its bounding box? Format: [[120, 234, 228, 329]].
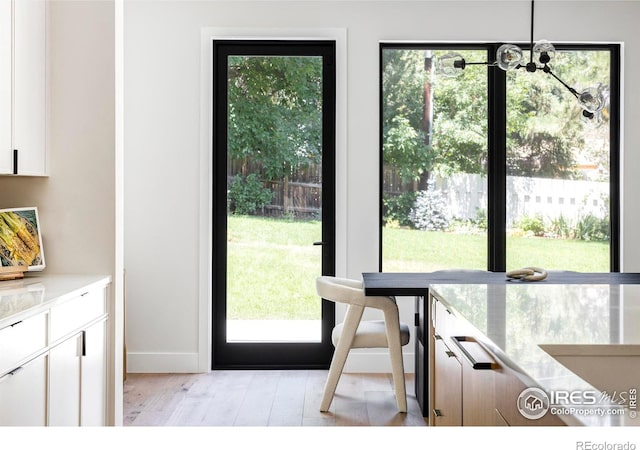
[[362, 271, 640, 426], [430, 282, 640, 426]]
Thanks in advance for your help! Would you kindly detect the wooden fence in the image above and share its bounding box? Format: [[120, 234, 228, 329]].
[[382, 165, 430, 197], [228, 159, 322, 219], [227, 163, 418, 220], [264, 179, 321, 219]]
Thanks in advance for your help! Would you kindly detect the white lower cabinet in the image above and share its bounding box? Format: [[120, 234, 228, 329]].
[[0, 353, 48, 426], [49, 333, 83, 426], [48, 319, 107, 426], [80, 319, 108, 426], [0, 277, 110, 426]]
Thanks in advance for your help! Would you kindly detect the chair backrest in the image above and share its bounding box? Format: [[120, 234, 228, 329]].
[[316, 276, 397, 312]]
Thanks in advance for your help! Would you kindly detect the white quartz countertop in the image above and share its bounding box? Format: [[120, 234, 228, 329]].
[[430, 283, 640, 426], [0, 273, 111, 329]]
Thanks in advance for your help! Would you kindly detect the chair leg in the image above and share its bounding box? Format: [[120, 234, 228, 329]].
[[384, 307, 407, 413], [320, 305, 364, 412]]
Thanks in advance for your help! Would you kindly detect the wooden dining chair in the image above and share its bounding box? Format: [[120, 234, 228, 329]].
[[315, 276, 410, 413]]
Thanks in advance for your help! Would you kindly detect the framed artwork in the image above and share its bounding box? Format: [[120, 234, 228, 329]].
[[0, 207, 45, 273]]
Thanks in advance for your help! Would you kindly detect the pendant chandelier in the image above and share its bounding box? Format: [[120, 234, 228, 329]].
[[436, 0, 607, 122]]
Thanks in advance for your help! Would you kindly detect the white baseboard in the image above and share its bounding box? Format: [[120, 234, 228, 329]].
[[126, 352, 201, 373]]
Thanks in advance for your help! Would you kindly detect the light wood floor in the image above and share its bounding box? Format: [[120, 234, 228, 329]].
[[123, 370, 428, 426]]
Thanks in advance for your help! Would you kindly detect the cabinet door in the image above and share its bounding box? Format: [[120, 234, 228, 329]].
[[454, 337, 497, 426], [12, 0, 46, 175], [0, 353, 48, 426], [494, 364, 565, 426], [81, 319, 107, 426], [432, 338, 462, 426], [49, 333, 82, 426], [0, 0, 11, 173]]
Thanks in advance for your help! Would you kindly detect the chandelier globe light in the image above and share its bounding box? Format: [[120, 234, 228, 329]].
[[496, 44, 523, 71], [435, 0, 607, 121]]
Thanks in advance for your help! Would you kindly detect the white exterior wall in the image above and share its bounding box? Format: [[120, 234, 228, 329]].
[[123, 0, 640, 373], [433, 173, 609, 226]]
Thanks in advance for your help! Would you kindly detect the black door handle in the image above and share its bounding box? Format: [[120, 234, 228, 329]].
[[313, 241, 327, 246]]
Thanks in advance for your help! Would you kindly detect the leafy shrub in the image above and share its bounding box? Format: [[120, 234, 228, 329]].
[[410, 184, 450, 231], [518, 214, 545, 236], [228, 174, 273, 215], [471, 208, 487, 232], [549, 214, 571, 239], [575, 214, 609, 241], [384, 192, 417, 227], [449, 208, 487, 235]]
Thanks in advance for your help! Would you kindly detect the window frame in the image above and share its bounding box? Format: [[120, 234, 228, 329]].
[[379, 42, 621, 272]]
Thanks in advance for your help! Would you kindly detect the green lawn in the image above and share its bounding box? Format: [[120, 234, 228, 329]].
[[227, 216, 323, 320], [383, 227, 610, 272], [227, 216, 610, 319]]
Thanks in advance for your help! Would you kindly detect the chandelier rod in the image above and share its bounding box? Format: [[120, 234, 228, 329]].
[[544, 67, 579, 99], [529, 0, 535, 65]]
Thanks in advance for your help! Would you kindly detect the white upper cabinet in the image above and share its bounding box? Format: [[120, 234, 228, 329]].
[[0, 0, 11, 174], [0, 0, 47, 176]]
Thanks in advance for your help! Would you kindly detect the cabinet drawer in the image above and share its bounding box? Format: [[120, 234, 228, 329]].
[[0, 312, 47, 375], [50, 288, 105, 342], [433, 296, 459, 340]]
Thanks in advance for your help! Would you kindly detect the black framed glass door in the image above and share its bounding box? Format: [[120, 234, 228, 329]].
[[212, 40, 336, 368]]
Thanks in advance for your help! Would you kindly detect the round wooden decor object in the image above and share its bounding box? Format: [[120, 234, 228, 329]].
[[506, 267, 548, 282]]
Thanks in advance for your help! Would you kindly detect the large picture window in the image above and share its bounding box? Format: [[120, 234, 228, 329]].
[[380, 43, 620, 272]]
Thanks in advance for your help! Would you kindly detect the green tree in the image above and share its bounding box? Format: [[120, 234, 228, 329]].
[[383, 48, 611, 182], [431, 50, 488, 176], [381, 50, 434, 225], [505, 60, 582, 179], [228, 56, 323, 181], [381, 49, 432, 183]]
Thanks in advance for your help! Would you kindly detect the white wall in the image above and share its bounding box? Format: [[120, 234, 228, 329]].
[[123, 0, 640, 373], [0, 0, 124, 425]]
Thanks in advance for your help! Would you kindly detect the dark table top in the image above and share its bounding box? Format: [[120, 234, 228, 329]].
[[362, 271, 640, 296]]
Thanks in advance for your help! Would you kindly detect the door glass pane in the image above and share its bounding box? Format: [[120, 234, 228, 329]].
[[382, 48, 488, 271], [226, 55, 323, 342], [506, 49, 611, 271]]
